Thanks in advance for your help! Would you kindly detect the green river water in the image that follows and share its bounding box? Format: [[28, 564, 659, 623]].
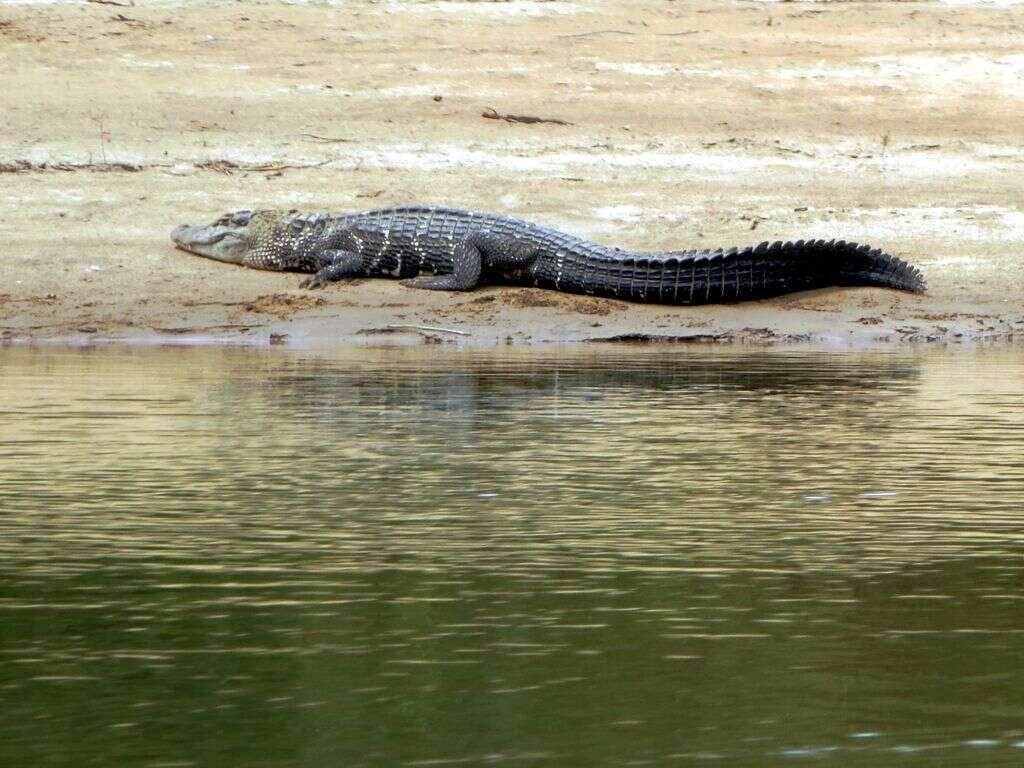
[[0, 346, 1022, 767]]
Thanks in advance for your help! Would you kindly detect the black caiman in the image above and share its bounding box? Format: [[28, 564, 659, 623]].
[[170, 206, 926, 304]]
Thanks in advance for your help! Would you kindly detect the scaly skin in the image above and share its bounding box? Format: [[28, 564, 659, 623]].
[[170, 206, 927, 304]]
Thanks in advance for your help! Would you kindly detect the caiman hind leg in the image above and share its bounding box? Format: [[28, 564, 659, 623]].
[[401, 234, 485, 291], [300, 249, 364, 289], [402, 232, 538, 292]]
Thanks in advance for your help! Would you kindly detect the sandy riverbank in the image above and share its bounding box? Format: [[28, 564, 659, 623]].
[[1, 0, 1022, 347]]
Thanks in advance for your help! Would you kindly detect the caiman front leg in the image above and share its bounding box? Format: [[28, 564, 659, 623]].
[[299, 249, 364, 289], [402, 232, 538, 292]]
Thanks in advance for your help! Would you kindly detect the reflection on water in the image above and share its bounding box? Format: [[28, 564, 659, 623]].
[[0, 346, 1022, 767]]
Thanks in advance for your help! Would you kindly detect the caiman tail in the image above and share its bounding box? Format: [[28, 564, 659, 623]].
[[550, 239, 927, 305]]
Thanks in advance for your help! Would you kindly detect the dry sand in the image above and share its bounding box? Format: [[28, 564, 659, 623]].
[[1, 0, 1022, 347]]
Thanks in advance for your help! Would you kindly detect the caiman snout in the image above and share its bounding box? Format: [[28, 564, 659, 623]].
[[171, 223, 223, 247], [170, 224, 197, 245], [170, 223, 249, 264]]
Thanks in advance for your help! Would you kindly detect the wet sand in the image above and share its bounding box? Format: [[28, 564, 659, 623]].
[[1, 0, 1022, 347]]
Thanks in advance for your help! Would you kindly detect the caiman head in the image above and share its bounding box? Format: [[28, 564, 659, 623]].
[[170, 209, 300, 269]]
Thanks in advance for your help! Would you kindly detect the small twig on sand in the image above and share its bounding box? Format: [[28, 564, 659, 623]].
[[558, 29, 695, 39], [557, 29, 636, 39], [87, 112, 110, 164], [194, 158, 333, 174], [299, 133, 354, 143], [387, 324, 470, 336], [481, 107, 572, 126], [86, 0, 134, 6], [251, 158, 333, 172]]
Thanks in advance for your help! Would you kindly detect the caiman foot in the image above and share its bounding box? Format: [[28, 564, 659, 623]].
[[299, 249, 364, 290]]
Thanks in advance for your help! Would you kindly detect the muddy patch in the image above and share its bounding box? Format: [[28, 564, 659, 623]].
[[498, 289, 623, 315], [240, 293, 328, 320]]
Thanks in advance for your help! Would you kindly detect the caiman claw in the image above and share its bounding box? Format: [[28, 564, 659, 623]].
[[299, 274, 328, 290]]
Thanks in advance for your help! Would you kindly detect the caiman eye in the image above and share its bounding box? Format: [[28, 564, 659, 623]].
[[231, 210, 253, 226]]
